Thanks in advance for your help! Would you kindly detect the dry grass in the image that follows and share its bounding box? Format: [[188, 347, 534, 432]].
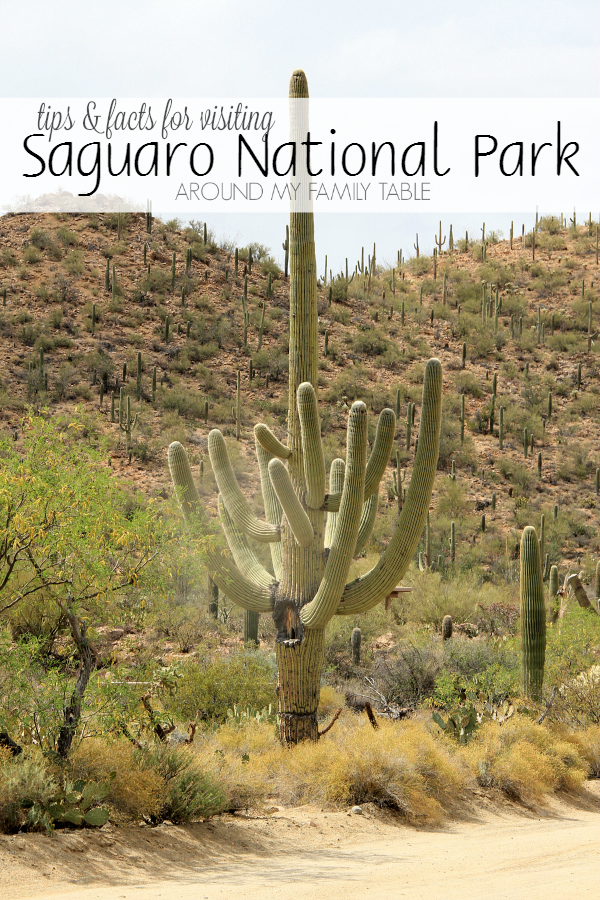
[[460, 715, 589, 803], [194, 713, 466, 823], [556, 724, 600, 777], [69, 738, 164, 822]]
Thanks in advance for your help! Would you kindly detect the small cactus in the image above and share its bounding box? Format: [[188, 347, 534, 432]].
[[442, 614, 453, 640], [282, 225, 289, 278], [548, 565, 559, 622], [351, 626, 362, 665]]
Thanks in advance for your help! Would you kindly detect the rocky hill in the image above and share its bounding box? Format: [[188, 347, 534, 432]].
[[0, 210, 599, 583]]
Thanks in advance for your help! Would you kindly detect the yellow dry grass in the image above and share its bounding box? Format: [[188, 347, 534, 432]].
[[460, 715, 589, 803], [69, 738, 164, 822], [194, 713, 466, 823]]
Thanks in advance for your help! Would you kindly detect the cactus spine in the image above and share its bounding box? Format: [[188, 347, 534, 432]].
[[520, 526, 546, 701], [167, 70, 442, 745]]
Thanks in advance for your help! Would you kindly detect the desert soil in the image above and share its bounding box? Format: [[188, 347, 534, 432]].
[[1, 782, 599, 900]]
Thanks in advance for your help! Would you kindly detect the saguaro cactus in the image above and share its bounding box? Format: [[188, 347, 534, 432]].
[[520, 525, 546, 701], [167, 70, 443, 745], [351, 626, 362, 664]]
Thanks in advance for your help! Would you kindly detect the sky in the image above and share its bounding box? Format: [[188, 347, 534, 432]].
[[1, 0, 599, 269]]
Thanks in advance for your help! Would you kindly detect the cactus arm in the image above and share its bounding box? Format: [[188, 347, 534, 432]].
[[209, 547, 274, 612], [218, 495, 276, 588], [300, 401, 367, 629], [167, 441, 272, 612], [364, 408, 395, 499], [298, 382, 326, 509], [353, 490, 378, 558], [320, 408, 395, 513], [268, 459, 315, 548], [336, 358, 442, 615], [324, 458, 345, 547], [254, 423, 291, 460], [208, 429, 280, 543], [255, 441, 283, 580], [167, 441, 202, 519]]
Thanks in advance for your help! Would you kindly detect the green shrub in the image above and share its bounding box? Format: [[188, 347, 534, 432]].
[[22, 247, 42, 265], [0, 750, 58, 833], [64, 250, 85, 276], [169, 648, 276, 723], [144, 745, 226, 822], [56, 227, 79, 247]]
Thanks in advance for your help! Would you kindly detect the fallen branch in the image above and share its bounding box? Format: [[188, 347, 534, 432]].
[[566, 574, 599, 614], [318, 708, 342, 738], [537, 686, 558, 725], [141, 694, 176, 742], [364, 701, 379, 730]]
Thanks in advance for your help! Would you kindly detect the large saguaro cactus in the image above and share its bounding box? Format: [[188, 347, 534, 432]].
[[168, 69, 443, 744]]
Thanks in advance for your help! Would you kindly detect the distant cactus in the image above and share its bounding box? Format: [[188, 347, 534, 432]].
[[442, 614, 453, 640], [119, 390, 138, 453], [435, 221, 446, 253], [548, 565, 559, 622], [351, 627, 362, 664], [281, 225, 289, 277]]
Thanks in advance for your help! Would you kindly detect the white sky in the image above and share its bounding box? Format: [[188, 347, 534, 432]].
[[1, 0, 598, 267]]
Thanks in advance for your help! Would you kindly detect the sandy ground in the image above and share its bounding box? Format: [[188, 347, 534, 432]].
[[1, 782, 599, 900]]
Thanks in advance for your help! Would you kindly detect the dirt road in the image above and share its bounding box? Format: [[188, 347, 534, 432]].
[[2, 785, 599, 900]]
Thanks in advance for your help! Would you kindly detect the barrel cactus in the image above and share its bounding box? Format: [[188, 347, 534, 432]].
[[442, 614, 453, 640], [168, 69, 443, 744], [520, 525, 546, 701]]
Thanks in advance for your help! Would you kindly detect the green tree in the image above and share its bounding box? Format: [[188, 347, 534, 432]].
[[0, 412, 165, 758]]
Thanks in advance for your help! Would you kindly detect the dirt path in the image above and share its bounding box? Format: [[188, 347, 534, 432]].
[[2, 784, 599, 900]]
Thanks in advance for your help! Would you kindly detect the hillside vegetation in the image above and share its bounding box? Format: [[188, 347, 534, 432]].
[[0, 209, 599, 831]]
